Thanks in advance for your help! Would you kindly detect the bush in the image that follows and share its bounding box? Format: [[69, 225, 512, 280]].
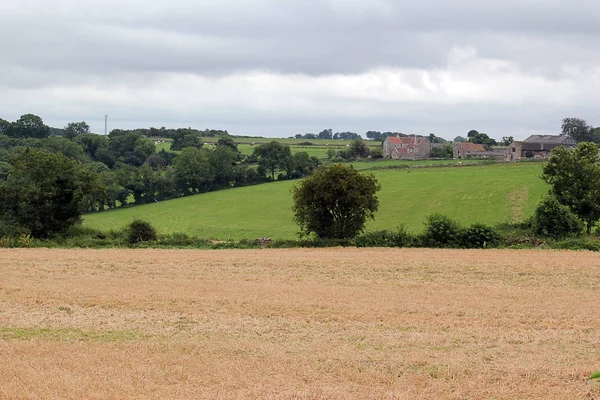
[[126, 219, 157, 244], [421, 213, 461, 248], [355, 225, 415, 247], [460, 223, 500, 248], [369, 148, 384, 159], [532, 194, 582, 238]]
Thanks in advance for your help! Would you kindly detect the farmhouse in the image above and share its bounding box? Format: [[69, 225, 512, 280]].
[[506, 135, 577, 162], [382, 136, 432, 160]]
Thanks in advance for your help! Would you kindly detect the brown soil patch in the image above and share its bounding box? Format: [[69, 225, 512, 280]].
[[1, 248, 599, 399]]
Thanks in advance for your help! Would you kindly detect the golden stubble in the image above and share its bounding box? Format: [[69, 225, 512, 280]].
[[1, 248, 599, 399]]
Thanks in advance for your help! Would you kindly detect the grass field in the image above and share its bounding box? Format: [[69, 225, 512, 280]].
[[83, 163, 547, 239], [1, 248, 599, 399]]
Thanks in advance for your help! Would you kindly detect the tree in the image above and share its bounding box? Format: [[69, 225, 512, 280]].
[[431, 143, 453, 158], [561, 117, 593, 142], [542, 142, 600, 234], [10, 114, 50, 139], [318, 129, 333, 140], [172, 147, 214, 194], [0, 119, 11, 136], [63, 121, 90, 140], [291, 164, 381, 239], [0, 149, 105, 237], [501, 136, 514, 146], [468, 132, 497, 146], [253, 141, 293, 181], [348, 138, 370, 159]]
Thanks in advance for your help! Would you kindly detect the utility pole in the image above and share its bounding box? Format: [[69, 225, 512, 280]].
[[104, 114, 108, 135]]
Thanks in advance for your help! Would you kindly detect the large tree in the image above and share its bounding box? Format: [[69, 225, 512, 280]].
[[542, 142, 600, 234], [0, 149, 105, 237], [253, 141, 293, 181], [63, 121, 91, 140], [10, 114, 50, 139], [561, 117, 593, 142], [291, 164, 381, 239]]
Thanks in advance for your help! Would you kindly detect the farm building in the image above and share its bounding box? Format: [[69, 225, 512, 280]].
[[382, 136, 432, 160], [453, 142, 506, 160], [506, 135, 577, 162], [453, 142, 486, 159]]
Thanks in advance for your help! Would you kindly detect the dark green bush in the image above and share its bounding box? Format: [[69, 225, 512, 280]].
[[355, 225, 415, 247], [126, 219, 157, 244], [460, 223, 500, 248], [421, 213, 462, 248], [532, 194, 582, 238]]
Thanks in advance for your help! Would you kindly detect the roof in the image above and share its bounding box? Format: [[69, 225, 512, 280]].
[[386, 136, 428, 146], [521, 135, 577, 151], [524, 135, 577, 145], [455, 142, 486, 152]]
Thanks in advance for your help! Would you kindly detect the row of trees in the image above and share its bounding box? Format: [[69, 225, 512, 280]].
[[0, 114, 323, 238]]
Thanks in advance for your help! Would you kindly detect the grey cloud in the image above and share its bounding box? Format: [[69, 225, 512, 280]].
[[2, 0, 599, 79]]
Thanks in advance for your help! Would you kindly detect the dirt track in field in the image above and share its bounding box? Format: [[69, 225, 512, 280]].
[[1, 248, 599, 399]]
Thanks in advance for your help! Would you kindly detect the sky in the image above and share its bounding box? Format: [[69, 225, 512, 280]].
[[1, 0, 599, 140]]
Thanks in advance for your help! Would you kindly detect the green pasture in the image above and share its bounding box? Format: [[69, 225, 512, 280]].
[[84, 163, 547, 240]]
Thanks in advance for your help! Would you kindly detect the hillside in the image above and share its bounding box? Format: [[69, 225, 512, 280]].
[[83, 163, 547, 239]]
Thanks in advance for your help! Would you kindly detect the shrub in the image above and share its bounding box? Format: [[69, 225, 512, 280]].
[[126, 219, 157, 244], [532, 194, 582, 238], [460, 223, 500, 248], [422, 213, 461, 248], [355, 225, 415, 247]]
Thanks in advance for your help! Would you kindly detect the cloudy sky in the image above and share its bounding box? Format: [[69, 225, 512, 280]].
[[1, 0, 599, 140]]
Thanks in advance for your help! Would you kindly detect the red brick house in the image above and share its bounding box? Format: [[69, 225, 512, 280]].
[[382, 136, 432, 160]]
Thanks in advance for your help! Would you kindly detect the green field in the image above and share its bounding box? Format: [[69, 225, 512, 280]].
[[83, 163, 547, 240]]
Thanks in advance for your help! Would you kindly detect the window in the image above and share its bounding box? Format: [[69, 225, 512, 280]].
[[512, 147, 516, 152]]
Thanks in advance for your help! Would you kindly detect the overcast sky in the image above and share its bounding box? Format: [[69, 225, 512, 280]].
[[1, 0, 599, 140]]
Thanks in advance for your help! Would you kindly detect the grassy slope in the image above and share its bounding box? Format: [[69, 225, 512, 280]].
[[84, 163, 547, 239]]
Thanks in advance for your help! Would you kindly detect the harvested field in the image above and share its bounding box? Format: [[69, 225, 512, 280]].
[[1, 248, 599, 399]]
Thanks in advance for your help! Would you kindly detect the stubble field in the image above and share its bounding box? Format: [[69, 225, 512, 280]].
[[1, 248, 599, 399]]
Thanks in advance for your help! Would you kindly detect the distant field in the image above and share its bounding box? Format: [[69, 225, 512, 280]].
[[84, 163, 547, 239], [2, 248, 599, 399]]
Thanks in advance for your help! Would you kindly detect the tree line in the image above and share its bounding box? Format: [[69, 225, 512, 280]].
[[0, 114, 321, 238]]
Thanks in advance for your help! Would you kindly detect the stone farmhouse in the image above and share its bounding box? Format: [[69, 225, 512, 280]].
[[506, 135, 577, 162], [382, 136, 432, 160]]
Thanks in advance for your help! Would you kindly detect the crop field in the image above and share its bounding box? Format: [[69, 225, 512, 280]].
[[83, 163, 547, 239], [1, 248, 599, 399]]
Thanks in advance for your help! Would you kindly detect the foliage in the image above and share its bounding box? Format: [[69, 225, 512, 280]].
[[172, 147, 214, 194], [590, 371, 600, 383], [369, 147, 384, 159], [291, 164, 380, 239], [431, 144, 453, 158], [542, 142, 600, 234], [348, 139, 370, 159], [9, 114, 51, 139], [467, 130, 497, 146], [253, 141, 293, 181], [126, 219, 158, 244], [63, 121, 90, 140], [0, 149, 105, 238], [532, 194, 582, 238], [421, 213, 462, 248], [460, 223, 500, 248], [355, 225, 415, 247], [561, 117, 594, 143]]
